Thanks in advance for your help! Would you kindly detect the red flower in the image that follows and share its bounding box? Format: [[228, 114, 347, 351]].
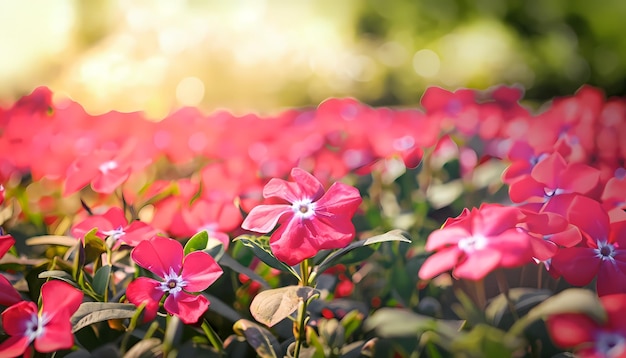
[[550, 196, 626, 296], [0, 280, 83, 356], [71, 207, 158, 248], [0, 184, 4, 205], [418, 204, 533, 281], [126, 236, 223, 324], [241, 167, 362, 266], [546, 293, 626, 358]]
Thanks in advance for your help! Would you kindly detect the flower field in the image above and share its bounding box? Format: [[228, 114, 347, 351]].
[[0, 84, 625, 357]]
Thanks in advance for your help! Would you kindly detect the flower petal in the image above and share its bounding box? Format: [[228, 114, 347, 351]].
[[164, 291, 209, 324], [453, 248, 501, 280], [41, 280, 83, 321], [34, 315, 74, 353], [269, 218, 319, 266], [241, 204, 293, 233], [314, 182, 362, 217], [0, 335, 32, 358], [181, 251, 223, 292], [418, 248, 462, 280], [425, 226, 470, 251], [0, 274, 22, 306], [551, 247, 600, 286], [1, 301, 37, 336], [0, 234, 15, 258], [126, 277, 164, 323], [131, 236, 183, 278], [546, 313, 597, 348]]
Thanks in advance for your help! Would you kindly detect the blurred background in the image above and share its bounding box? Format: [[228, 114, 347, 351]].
[[1, 0, 625, 118]]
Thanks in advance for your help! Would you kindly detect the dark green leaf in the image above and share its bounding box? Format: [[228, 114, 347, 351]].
[[486, 288, 552, 328], [218, 254, 269, 288], [93, 265, 112, 298], [71, 302, 138, 333], [233, 235, 299, 278], [452, 324, 524, 358], [364, 307, 464, 338], [250, 286, 317, 327], [314, 230, 411, 278], [233, 319, 281, 358], [205, 292, 243, 322]]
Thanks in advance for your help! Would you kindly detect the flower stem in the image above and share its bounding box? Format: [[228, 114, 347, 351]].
[[293, 259, 313, 358], [202, 319, 224, 355], [496, 269, 518, 321]]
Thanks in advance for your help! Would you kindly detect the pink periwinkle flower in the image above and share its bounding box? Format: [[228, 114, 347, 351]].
[[241, 167, 362, 266], [418, 204, 534, 281], [0, 280, 83, 356], [126, 236, 223, 324]]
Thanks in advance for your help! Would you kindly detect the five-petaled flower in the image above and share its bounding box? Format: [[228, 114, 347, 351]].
[[125, 236, 223, 324], [71, 206, 158, 248], [418, 204, 534, 281], [0, 280, 83, 356], [241, 167, 362, 266]]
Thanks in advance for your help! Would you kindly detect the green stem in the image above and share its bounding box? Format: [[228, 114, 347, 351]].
[[293, 259, 313, 358], [202, 319, 224, 355], [496, 269, 518, 321]]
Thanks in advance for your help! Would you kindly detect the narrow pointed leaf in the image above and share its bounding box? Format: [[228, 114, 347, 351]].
[[219, 254, 270, 288], [93, 265, 112, 298], [71, 302, 138, 333], [25, 235, 78, 247], [314, 230, 411, 276], [234, 235, 299, 278]]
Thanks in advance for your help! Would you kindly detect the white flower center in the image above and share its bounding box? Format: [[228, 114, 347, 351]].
[[99, 160, 118, 174], [292, 198, 316, 219], [24, 312, 49, 342], [159, 267, 187, 295], [595, 331, 626, 357], [457, 234, 487, 253], [102, 226, 126, 241], [595, 240, 616, 262]]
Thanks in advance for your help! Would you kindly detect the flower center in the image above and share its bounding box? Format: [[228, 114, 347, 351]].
[[102, 226, 126, 241], [99, 160, 118, 174], [159, 267, 187, 295], [292, 199, 316, 219], [544, 187, 565, 198], [595, 240, 616, 261], [595, 331, 626, 357], [457, 234, 487, 253], [24, 313, 49, 342]]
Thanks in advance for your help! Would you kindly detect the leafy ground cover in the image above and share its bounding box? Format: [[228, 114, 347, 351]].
[[0, 84, 625, 357]]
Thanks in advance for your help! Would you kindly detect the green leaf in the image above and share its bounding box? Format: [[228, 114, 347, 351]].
[[250, 286, 317, 327], [219, 254, 270, 288], [38, 270, 74, 281], [71, 302, 138, 333], [452, 324, 524, 358], [233, 235, 299, 278], [83, 228, 107, 264], [184, 231, 226, 261], [313, 230, 411, 277], [509, 288, 606, 337], [364, 307, 464, 338], [233, 319, 281, 358], [485, 288, 552, 328], [93, 265, 112, 299]]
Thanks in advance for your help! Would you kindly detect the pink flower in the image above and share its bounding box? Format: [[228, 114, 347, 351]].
[[547, 293, 626, 358], [0, 234, 21, 307], [241, 167, 362, 266], [126, 236, 223, 324], [71, 207, 158, 248], [418, 204, 533, 281], [0, 280, 83, 356]]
